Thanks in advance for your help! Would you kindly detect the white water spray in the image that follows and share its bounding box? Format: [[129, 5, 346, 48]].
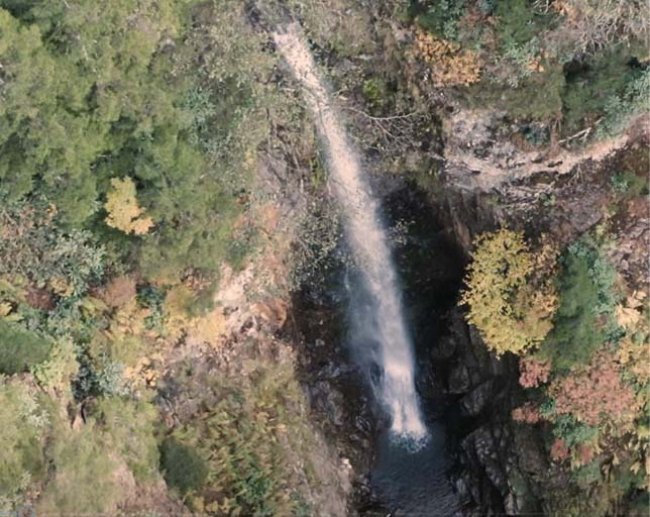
[[274, 25, 427, 440]]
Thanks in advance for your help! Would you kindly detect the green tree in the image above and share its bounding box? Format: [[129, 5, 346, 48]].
[[0, 381, 48, 511], [0, 321, 52, 374]]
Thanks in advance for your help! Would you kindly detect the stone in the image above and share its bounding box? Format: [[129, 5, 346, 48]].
[[449, 363, 471, 393], [432, 334, 457, 360], [460, 380, 494, 416]]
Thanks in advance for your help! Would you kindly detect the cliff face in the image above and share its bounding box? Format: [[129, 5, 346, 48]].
[[433, 119, 649, 515]]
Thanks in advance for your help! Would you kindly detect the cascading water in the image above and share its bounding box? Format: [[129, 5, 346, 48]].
[[274, 24, 427, 441]]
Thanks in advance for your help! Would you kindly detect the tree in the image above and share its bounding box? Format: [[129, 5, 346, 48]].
[[104, 177, 154, 235], [0, 381, 48, 511], [552, 351, 639, 429], [461, 230, 558, 356]]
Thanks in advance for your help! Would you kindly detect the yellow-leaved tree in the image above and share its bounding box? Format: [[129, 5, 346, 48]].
[[104, 177, 154, 235], [461, 229, 558, 356]]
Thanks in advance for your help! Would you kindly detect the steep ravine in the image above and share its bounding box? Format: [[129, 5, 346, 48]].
[[288, 178, 537, 514], [288, 126, 648, 514]]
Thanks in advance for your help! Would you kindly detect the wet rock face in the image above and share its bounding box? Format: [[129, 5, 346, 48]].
[[431, 307, 545, 516], [459, 379, 495, 417], [288, 293, 377, 477]]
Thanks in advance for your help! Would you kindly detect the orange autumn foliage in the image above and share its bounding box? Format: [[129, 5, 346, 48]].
[[519, 356, 552, 388], [552, 351, 639, 428], [413, 28, 481, 86], [550, 439, 570, 462], [512, 403, 542, 424]]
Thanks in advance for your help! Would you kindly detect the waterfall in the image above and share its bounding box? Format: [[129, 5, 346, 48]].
[[274, 24, 427, 440]]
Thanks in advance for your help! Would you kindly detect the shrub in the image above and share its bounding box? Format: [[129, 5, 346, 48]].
[[598, 67, 650, 137], [462, 64, 565, 120], [94, 397, 160, 481], [0, 381, 48, 511], [512, 403, 542, 424], [31, 338, 78, 393], [38, 396, 160, 515], [160, 437, 209, 497], [539, 239, 620, 371], [161, 358, 320, 516], [610, 170, 649, 197], [0, 198, 105, 297], [552, 414, 600, 449], [461, 230, 558, 356], [519, 356, 552, 388], [101, 276, 137, 309], [73, 353, 127, 400], [37, 422, 122, 515], [550, 439, 570, 462], [561, 45, 643, 136], [551, 351, 639, 428], [168, 391, 298, 515], [616, 290, 650, 389], [413, 28, 481, 86], [495, 0, 556, 49], [362, 78, 387, 108], [415, 0, 467, 41], [104, 177, 154, 236], [0, 321, 52, 374]]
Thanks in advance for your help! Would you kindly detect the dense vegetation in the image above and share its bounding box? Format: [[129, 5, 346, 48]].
[[0, 0, 317, 514], [410, 0, 648, 139], [464, 231, 649, 514], [0, 0, 286, 281]]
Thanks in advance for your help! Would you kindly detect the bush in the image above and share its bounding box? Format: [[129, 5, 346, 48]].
[[413, 28, 481, 86], [94, 397, 160, 481], [461, 230, 558, 356], [610, 169, 649, 197], [562, 45, 643, 136], [166, 392, 298, 515], [73, 352, 128, 400], [37, 422, 122, 515], [161, 358, 321, 516], [0, 381, 48, 512], [0, 321, 52, 374], [104, 177, 154, 236], [551, 351, 639, 428], [415, 0, 467, 41], [518, 356, 551, 388], [160, 437, 209, 497], [38, 396, 160, 514], [0, 198, 105, 297], [598, 67, 650, 137], [31, 338, 78, 392], [539, 239, 620, 371], [461, 63, 565, 120]]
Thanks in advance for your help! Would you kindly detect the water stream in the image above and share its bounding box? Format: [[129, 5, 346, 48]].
[[273, 24, 427, 441]]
